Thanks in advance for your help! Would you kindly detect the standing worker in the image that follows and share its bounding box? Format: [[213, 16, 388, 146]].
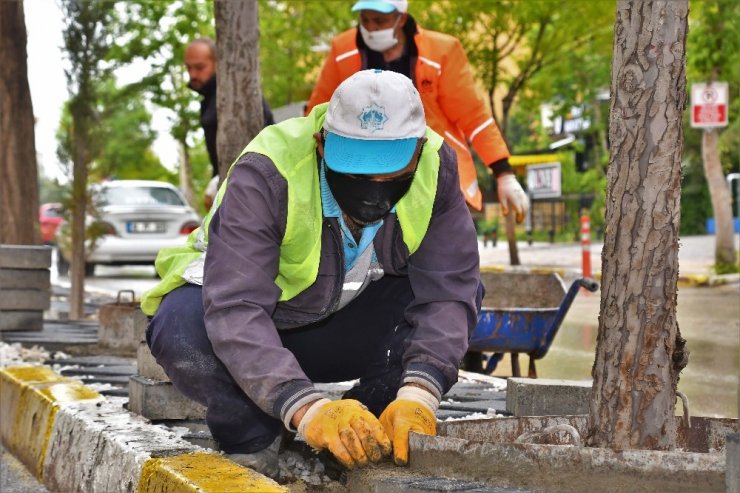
[[185, 37, 275, 208], [141, 70, 483, 477], [305, 0, 529, 221]]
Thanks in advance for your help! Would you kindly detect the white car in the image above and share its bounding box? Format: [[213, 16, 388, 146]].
[[57, 180, 200, 276]]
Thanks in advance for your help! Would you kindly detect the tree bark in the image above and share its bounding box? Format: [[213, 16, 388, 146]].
[[69, 106, 89, 320], [0, 0, 39, 245], [214, 0, 263, 181], [587, 0, 689, 451], [702, 129, 735, 267], [177, 139, 196, 209]]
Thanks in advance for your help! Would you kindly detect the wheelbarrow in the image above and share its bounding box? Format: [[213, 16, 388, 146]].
[[463, 271, 599, 378]]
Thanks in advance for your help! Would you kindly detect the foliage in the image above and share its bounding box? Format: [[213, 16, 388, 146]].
[[682, 0, 740, 235], [259, 1, 355, 107], [38, 174, 69, 204], [413, 0, 613, 136], [57, 78, 174, 183], [108, 1, 214, 203]]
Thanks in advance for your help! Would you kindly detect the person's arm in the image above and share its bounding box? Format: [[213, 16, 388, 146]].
[[436, 37, 510, 168], [379, 143, 480, 465], [203, 154, 392, 469], [203, 153, 325, 424], [401, 142, 481, 398], [436, 38, 528, 221]]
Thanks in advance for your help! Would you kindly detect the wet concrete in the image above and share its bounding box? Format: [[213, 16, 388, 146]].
[[491, 283, 740, 418]]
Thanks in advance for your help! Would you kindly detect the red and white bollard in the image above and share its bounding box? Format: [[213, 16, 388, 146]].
[[580, 212, 592, 279]]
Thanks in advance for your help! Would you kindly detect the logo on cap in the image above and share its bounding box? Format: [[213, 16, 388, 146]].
[[357, 103, 388, 132]]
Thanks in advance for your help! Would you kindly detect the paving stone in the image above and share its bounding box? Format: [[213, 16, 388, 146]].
[[0, 289, 51, 310], [1, 320, 98, 348], [0, 310, 43, 331], [439, 400, 506, 415], [46, 355, 135, 367], [137, 341, 169, 381], [0, 268, 50, 290], [75, 374, 132, 385], [128, 374, 206, 420], [506, 378, 591, 416], [0, 245, 52, 270], [61, 364, 137, 377]]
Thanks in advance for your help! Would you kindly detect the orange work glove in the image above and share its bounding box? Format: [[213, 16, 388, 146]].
[[497, 173, 530, 224], [379, 386, 439, 465], [298, 399, 391, 469]]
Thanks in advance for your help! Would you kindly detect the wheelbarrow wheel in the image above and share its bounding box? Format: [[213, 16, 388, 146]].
[[461, 351, 486, 373]]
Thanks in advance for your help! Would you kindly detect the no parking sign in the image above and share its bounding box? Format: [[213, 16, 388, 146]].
[[691, 82, 729, 128]]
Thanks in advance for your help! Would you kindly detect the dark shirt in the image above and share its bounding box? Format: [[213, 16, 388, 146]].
[[195, 75, 275, 177]]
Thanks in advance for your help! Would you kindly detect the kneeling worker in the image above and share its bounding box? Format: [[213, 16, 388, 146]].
[[141, 69, 482, 476]]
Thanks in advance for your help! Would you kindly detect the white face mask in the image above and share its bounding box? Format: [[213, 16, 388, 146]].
[[359, 16, 401, 52]]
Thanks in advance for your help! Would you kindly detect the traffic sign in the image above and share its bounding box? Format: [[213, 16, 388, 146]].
[[526, 162, 561, 199], [691, 82, 729, 128]]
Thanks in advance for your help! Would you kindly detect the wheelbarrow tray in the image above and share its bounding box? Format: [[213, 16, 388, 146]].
[[468, 272, 597, 360], [469, 306, 562, 357]]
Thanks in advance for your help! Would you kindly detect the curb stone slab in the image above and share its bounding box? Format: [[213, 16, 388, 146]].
[[0, 366, 286, 492]]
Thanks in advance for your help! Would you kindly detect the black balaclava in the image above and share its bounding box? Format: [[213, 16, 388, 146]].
[[325, 161, 416, 225]]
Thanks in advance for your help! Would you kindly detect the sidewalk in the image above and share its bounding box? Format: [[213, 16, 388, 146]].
[[478, 234, 737, 286]]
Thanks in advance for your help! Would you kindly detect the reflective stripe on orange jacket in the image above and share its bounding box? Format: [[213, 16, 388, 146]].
[[305, 26, 510, 210]]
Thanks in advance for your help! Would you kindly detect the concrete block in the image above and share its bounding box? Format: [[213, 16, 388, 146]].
[[0, 289, 50, 310], [128, 374, 206, 420], [98, 304, 148, 351], [407, 433, 725, 493], [0, 310, 43, 331], [0, 268, 49, 290], [728, 433, 739, 493], [137, 341, 169, 381], [0, 245, 52, 269], [506, 377, 592, 416]]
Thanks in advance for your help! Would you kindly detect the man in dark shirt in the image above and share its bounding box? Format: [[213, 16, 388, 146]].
[[185, 37, 275, 205]]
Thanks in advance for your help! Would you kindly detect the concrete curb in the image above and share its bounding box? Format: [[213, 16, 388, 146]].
[[0, 365, 287, 493]]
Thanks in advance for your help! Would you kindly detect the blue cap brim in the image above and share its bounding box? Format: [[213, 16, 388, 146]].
[[351, 1, 397, 13], [324, 132, 416, 174]]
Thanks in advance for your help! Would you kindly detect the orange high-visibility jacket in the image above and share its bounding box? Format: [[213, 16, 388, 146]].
[[306, 26, 510, 210]]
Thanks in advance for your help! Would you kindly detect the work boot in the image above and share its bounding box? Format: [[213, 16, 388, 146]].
[[228, 435, 281, 479]]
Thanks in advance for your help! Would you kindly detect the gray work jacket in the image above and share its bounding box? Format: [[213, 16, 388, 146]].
[[202, 141, 481, 427]]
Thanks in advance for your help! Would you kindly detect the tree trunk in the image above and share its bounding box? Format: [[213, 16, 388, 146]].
[[0, 0, 39, 245], [178, 139, 196, 209], [69, 106, 89, 320], [587, 0, 689, 451], [214, 0, 263, 181], [702, 129, 735, 267]]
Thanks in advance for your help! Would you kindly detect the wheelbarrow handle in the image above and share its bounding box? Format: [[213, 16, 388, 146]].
[[579, 277, 599, 293]]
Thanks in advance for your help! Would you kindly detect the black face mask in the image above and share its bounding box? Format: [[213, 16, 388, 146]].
[[325, 161, 416, 225]]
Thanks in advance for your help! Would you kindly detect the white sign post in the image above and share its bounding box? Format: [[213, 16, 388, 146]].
[[691, 82, 729, 128]]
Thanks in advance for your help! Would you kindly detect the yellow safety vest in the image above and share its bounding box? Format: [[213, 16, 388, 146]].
[[140, 103, 443, 315]]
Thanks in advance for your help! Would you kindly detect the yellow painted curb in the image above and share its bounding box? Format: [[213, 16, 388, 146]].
[[678, 274, 710, 287], [137, 452, 288, 492], [0, 366, 101, 478]]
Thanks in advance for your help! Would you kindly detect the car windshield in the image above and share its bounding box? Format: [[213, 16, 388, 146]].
[[100, 186, 185, 207]]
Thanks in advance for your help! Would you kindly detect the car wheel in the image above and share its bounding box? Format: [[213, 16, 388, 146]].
[[84, 263, 96, 277], [56, 251, 70, 276]]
